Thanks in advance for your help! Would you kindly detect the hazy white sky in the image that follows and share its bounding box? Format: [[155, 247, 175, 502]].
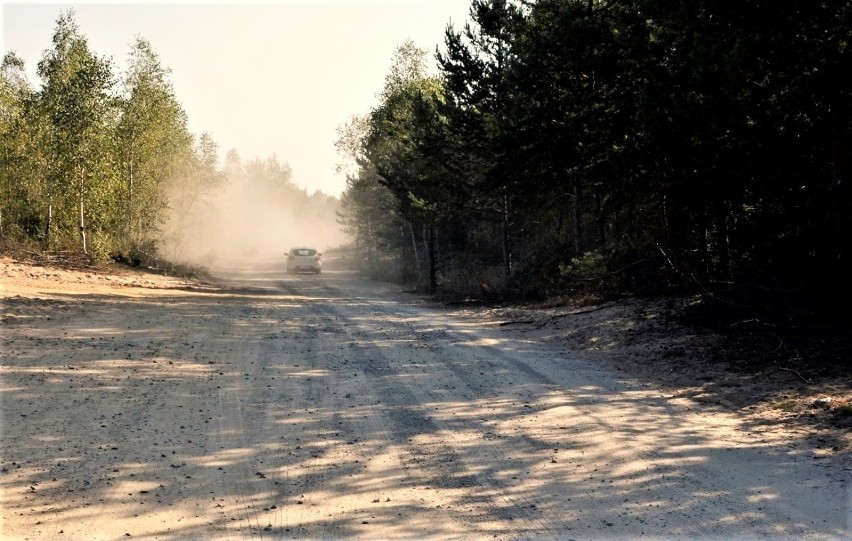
[[1, 0, 473, 196]]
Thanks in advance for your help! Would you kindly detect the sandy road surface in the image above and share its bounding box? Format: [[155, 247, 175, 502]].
[[1, 257, 849, 540]]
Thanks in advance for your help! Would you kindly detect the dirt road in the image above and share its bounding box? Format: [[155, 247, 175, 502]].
[[1, 257, 848, 539]]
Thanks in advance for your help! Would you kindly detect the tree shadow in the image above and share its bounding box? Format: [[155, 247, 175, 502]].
[[1, 277, 848, 539]]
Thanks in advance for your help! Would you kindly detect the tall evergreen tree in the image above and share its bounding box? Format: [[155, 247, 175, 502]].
[[439, 0, 527, 284], [365, 40, 451, 290]]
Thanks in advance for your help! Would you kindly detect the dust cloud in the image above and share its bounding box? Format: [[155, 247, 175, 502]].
[[161, 157, 347, 272]]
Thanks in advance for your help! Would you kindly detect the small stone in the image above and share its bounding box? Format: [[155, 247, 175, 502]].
[[811, 397, 832, 408]]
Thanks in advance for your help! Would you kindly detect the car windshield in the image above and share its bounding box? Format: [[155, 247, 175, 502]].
[[291, 248, 316, 256]]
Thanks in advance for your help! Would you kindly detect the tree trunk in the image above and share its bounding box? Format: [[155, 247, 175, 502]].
[[714, 202, 730, 280], [830, 91, 850, 286], [45, 190, 53, 248], [128, 149, 135, 243], [366, 219, 375, 271], [572, 177, 582, 256], [353, 228, 361, 272], [831, 92, 850, 186], [79, 166, 88, 255], [697, 205, 710, 273], [594, 184, 606, 247], [409, 221, 422, 283], [422, 224, 429, 265], [502, 193, 511, 281], [428, 224, 437, 294]]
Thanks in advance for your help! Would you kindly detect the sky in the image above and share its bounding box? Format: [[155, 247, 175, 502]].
[[1, 0, 474, 197]]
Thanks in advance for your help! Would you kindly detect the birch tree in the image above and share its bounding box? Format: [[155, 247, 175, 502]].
[[116, 37, 192, 259], [36, 10, 118, 255]]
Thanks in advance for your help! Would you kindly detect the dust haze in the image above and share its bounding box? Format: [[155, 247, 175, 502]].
[[161, 157, 347, 272]]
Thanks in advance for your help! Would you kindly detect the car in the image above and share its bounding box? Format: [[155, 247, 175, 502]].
[[287, 247, 322, 274]]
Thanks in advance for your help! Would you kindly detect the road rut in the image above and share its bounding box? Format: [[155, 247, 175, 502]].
[[1, 259, 848, 539]]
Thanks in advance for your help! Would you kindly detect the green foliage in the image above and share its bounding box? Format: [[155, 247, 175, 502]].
[[339, 41, 460, 290], [115, 37, 193, 258], [0, 52, 36, 240], [33, 10, 120, 255], [8, 2, 850, 312], [0, 10, 238, 268], [341, 0, 851, 311], [560, 251, 608, 288]]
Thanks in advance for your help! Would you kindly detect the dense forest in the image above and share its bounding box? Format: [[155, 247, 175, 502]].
[[3, 2, 850, 313], [0, 10, 339, 268], [337, 0, 851, 313]]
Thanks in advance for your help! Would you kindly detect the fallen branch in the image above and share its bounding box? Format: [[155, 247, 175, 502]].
[[652, 240, 738, 306], [561, 300, 623, 316], [575, 259, 649, 282], [730, 318, 776, 328], [778, 366, 810, 383], [547, 299, 627, 320]]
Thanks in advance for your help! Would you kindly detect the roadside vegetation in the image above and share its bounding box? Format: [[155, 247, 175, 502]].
[[0, 10, 340, 270], [3, 1, 850, 318], [336, 0, 851, 322]]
